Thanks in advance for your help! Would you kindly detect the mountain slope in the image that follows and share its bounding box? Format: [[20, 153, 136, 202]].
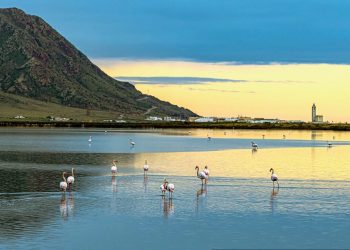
[[0, 8, 196, 118]]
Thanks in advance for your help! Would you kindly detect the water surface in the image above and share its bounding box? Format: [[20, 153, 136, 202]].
[[1, 128, 350, 249]]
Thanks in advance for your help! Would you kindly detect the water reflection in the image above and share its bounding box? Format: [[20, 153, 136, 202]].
[[68, 192, 74, 216], [196, 184, 207, 213], [161, 196, 174, 218], [60, 192, 74, 220], [60, 193, 68, 219], [111, 176, 117, 193], [270, 187, 279, 213], [143, 175, 148, 192]]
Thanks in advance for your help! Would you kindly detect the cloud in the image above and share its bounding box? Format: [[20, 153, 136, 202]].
[[116, 76, 314, 85], [115, 76, 246, 85], [186, 87, 256, 94]]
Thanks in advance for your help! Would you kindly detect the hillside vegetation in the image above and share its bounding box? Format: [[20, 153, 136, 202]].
[[0, 8, 196, 120]]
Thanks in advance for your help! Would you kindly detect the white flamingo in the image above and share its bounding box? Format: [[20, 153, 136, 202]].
[[160, 179, 175, 198], [111, 160, 118, 175], [88, 136, 92, 143], [60, 172, 68, 192], [67, 168, 75, 190], [195, 166, 208, 185], [270, 168, 279, 188], [143, 160, 149, 175], [327, 141, 332, 147], [166, 183, 175, 199], [160, 183, 167, 196], [251, 141, 258, 150], [129, 139, 135, 147], [204, 165, 210, 177]]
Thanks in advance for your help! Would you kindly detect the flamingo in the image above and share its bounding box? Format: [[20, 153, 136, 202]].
[[111, 160, 118, 175], [195, 166, 208, 185], [327, 141, 332, 147], [207, 134, 211, 141], [160, 183, 167, 196], [88, 136, 92, 143], [143, 160, 149, 175], [204, 165, 210, 177], [160, 179, 175, 198], [160, 179, 168, 196], [262, 134, 265, 139], [60, 172, 68, 192], [283, 135, 286, 139], [67, 168, 75, 190], [251, 141, 258, 150], [129, 139, 135, 147], [166, 182, 175, 199], [269, 168, 279, 188]]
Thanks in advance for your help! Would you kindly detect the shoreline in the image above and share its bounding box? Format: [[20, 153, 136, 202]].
[[1, 121, 350, 131]]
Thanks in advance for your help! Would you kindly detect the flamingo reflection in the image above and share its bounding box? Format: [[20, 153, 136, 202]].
[[67, 192, 74, 216], [270, 187, 279, 213], [111, 175, 117, 193], [143, 175, 148, 192], [60, 192, 74, 219], [195, 184, 207, 213], [60, 193, 67, 219], [162, 196, 174, 218]]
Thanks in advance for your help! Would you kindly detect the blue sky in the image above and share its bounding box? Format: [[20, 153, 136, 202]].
[[1, 0, 350, 63]]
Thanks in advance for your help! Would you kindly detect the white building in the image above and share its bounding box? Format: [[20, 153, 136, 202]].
[[224, 118, 239, 122], [194, 117, 215, 123], [312, 104, 324, 123], [146, 116, 163, 121], [163, 117, 177, 122], [14, 115, 25, 119]]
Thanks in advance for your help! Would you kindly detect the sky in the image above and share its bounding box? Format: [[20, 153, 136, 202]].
[[1, 0, 350, 121]]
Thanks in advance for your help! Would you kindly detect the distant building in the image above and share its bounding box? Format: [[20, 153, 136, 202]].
[[51, 117, 70, 121], [315, 115, 323, 123], [237, 116, 252, 122], [311, 104, 324, 123], [288, 120, 304, 123], [194, 117, 215, 123], [250, 118, 280, 124], [145, 116, 162, 121], [163, 117, 176, 122], [312, 103, 317, 122], [224, 118, 239, 122]]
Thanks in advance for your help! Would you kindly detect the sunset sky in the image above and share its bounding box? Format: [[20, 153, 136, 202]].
[[1, 0, 350, 121]]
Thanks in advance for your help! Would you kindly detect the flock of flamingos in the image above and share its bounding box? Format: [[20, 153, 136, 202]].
[[59, 138, 280, 197]]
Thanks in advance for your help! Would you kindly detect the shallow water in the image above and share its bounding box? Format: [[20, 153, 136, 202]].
[[1, 128, 350, 249]]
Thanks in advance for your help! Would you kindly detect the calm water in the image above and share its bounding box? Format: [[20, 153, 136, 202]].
[[1, 128, 350, 249]]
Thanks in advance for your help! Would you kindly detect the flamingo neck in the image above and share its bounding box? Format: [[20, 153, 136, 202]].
[[62, 174, 66, 182], [71, 168, 74, 177]]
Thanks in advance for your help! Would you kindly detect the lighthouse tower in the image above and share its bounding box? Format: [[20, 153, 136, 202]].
[[312, 103, 316, 122]]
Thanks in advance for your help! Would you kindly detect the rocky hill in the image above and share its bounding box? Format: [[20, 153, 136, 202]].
[[0, 8, 196, 119]]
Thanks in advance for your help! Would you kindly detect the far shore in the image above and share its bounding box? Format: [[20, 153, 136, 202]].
[[1, 120, 350, 131]]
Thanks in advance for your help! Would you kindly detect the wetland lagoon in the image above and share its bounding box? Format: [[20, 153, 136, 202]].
[[1, 128, 350, 249]]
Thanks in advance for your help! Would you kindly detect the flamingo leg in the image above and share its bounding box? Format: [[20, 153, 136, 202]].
[[277, 180, 280, 188]]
